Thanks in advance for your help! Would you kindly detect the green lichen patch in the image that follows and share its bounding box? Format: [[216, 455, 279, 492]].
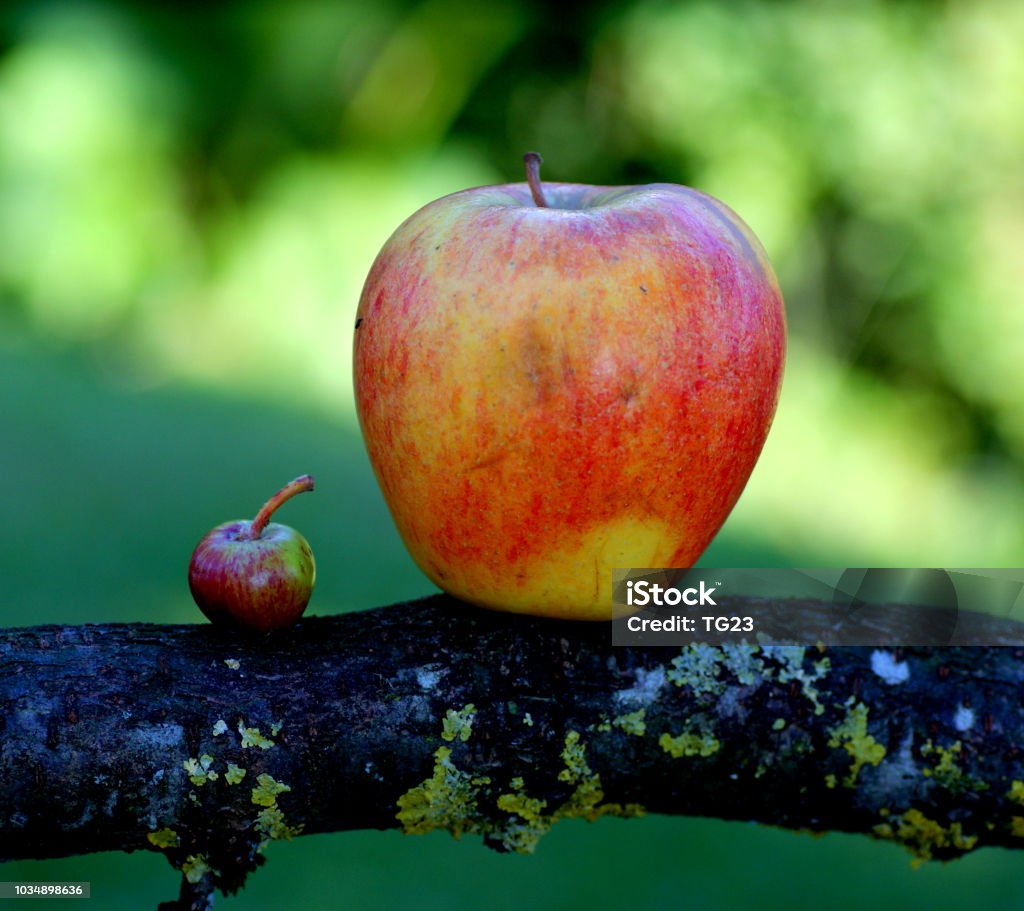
[[1007, 780, 1024, 805], [612, 709, 647, 736], [763, 646, 830, 715], [556, 731, 645, 823], [556, 731, 605, 819], [183, 754, 219, 786], [270, 720, 284, 737], [523, 713, 534, 727], [494, 819, 549, 853], [659, 731, 720, 758], [252, 774, 291, 807], [224, 659, 241, 670], [395, 726, 644, 854], [181, 854, 212, 884], [497, 789, 548, 820], [396, 745, 491, 837], [491, 736, 644, 853], [921, 740, 961, 780], [828, 699, 886, 787], [146, 827, 178, 849], [721, 643, 766, 685], [495, 803, 549, 852], [558, 731, 589, 784], [553, 732, 645, 825], [493, 796, 643, 854], [495, 781, 550, 854], [1010, 817, 1024, 837], [225, 763, 247, 785], [246, 770, 303, 846], [441, 704, 477, 743], [212, 719, 229, 737], [873, 808, 978, 864], [919, 740, 985, 793], [772, 718, 787, 731], [917, 736, 987, 790], [238, 721, 275, 749], [396, 704, 489, 838], [594, 803, 646, 819], [255, 805, 303, 842], [667, 645, 725, 696], [665, 644, 827, 712]]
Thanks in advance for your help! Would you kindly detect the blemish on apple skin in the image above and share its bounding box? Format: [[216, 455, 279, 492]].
[[469, 448, 514, 472], [355, 317, 363, 329], [519, 322, 561, 401]]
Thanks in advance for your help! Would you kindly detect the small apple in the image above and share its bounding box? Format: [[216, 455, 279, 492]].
[[188, 475, 316, 632], [354, 154, 784, 620]]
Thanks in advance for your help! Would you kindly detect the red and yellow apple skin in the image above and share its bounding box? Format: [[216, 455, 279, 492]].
[[188, 475, 317, 632], [188, 521, 316, 632], [353, 179, 785, 620]]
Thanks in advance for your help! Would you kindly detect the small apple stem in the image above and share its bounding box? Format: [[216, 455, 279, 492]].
[[523, 152, 549, 208], [248, 475, 315, 539]]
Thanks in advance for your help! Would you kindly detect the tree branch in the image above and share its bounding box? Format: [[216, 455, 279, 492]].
[[3, 594, 1024, 902]]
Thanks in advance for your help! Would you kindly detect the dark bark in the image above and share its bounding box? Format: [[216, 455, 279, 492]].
[[2, 594, 1024, 902], [157, 872, 214, 911]]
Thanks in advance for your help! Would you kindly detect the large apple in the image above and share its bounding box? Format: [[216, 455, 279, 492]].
[[353, 154, 784, 620]]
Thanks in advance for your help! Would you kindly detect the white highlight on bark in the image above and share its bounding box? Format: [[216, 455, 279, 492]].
[[953, 704, 975, 732], [615, 666, 666, 707], [870, 649, 910, 684]]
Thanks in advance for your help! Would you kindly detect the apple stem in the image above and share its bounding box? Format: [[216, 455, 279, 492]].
[[248, 475, 315, 539], [523, 152, 549, 208]]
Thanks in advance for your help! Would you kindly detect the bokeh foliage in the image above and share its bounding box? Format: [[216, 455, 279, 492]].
[[2, 0, 1024, 908], [2, 0, 1023, 568]]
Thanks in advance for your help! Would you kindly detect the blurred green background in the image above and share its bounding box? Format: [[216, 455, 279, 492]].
[[2, 0, 1023, 907]]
